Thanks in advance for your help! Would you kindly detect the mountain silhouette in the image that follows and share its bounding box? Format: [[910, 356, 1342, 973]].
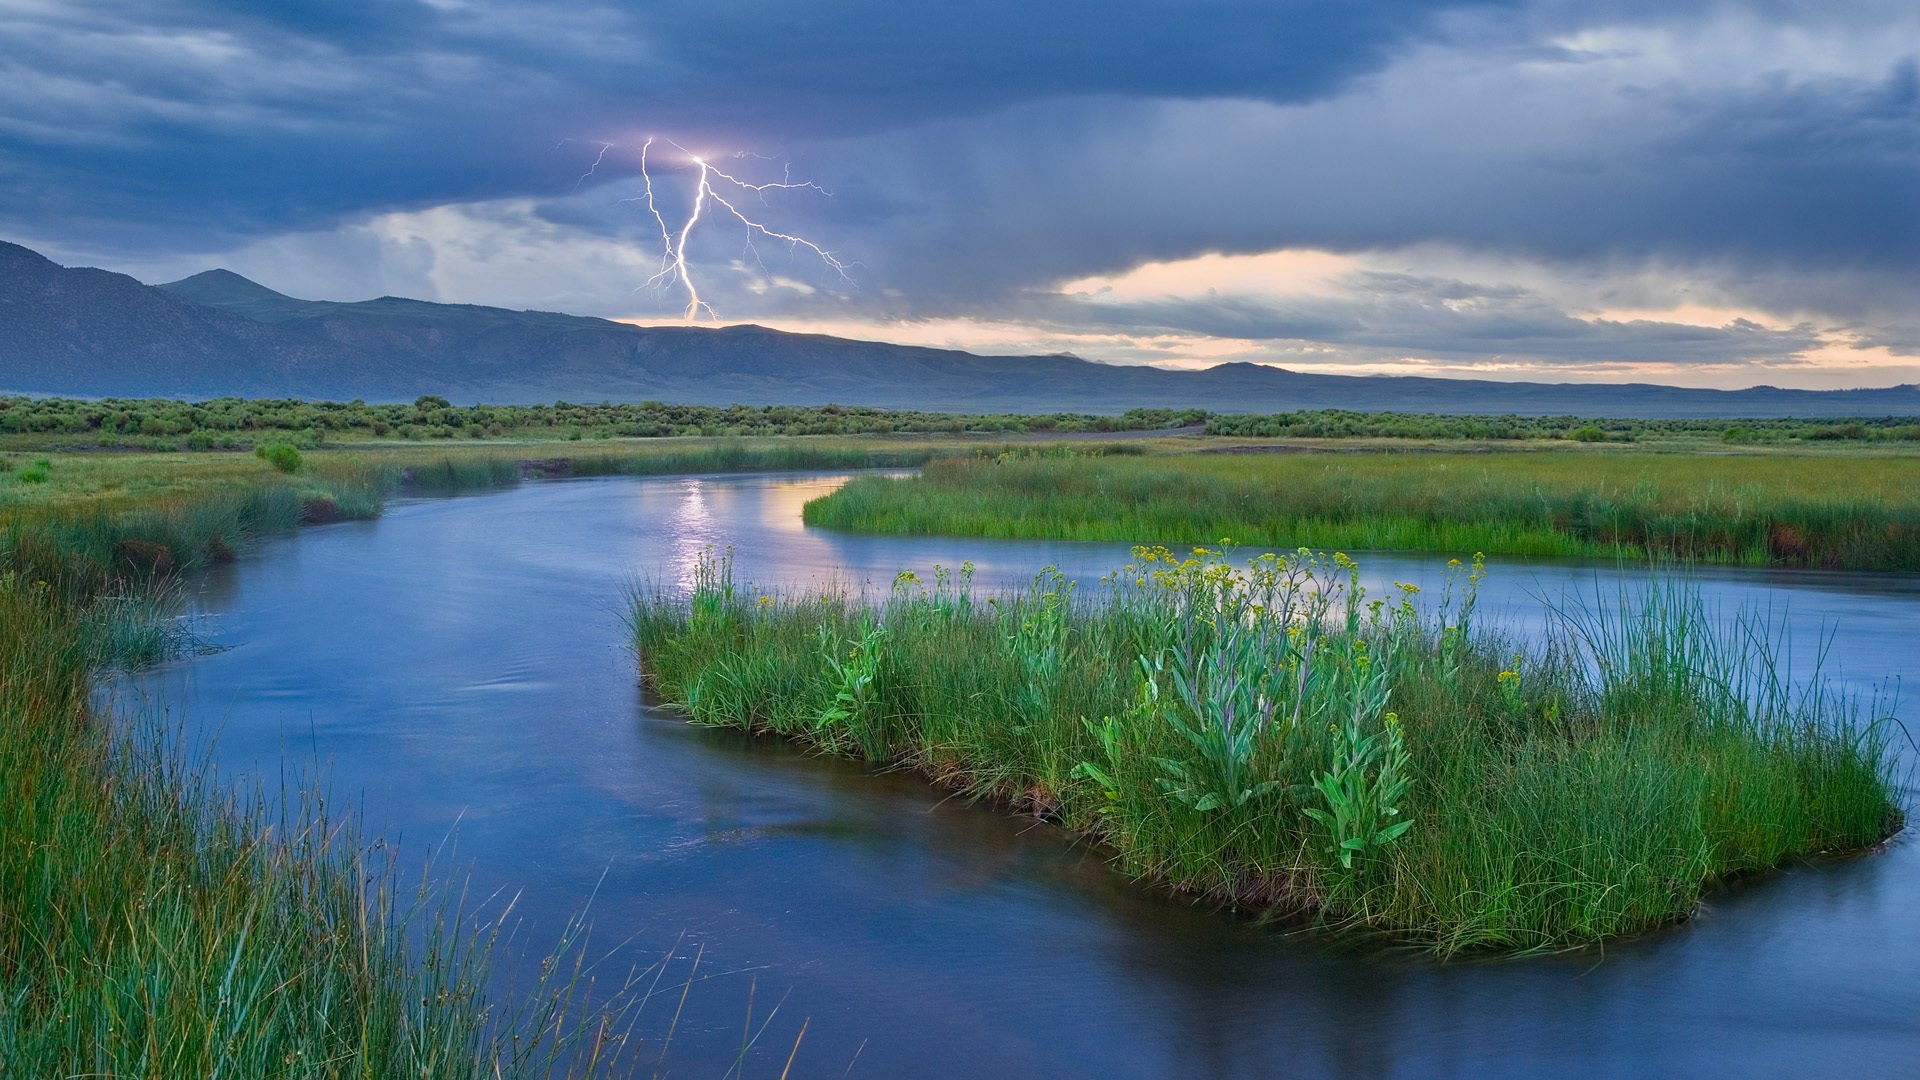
[[3, 240, 1916, 417]]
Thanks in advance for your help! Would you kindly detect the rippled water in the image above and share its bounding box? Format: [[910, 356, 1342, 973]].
[[120, 472, 1918, 1078]]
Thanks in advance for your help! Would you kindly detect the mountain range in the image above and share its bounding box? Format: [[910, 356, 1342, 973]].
[[4, 239, 1916, 418]]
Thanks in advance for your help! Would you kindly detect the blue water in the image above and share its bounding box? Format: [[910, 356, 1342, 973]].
[[118, 472, 1919, 1078]]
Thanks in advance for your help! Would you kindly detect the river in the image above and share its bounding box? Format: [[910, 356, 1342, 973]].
[[119, 472, 1918, 1078]]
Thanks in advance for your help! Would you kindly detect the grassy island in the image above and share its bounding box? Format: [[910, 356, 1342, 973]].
[[631, 548, 1902, 954]]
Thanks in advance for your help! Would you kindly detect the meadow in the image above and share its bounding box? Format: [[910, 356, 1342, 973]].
[[3, 406, 1914, 1071], [1202, 408, 1920, 444], [630, 548, 1902, 953], [0, 394, 1202, 450], [6, 394, 1915, 454], [804, 447, 1920, 570]]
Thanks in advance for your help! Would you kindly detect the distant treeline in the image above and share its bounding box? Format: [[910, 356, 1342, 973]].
[[0, 396, 1206, 450], [1, 395, 1915, 451], [1203, 409, 1920, 443]]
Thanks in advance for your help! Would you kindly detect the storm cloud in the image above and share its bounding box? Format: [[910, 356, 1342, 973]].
[[1, 0, 1913, 386]]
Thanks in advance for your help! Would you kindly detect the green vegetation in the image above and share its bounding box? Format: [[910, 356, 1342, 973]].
[[254, 440, 303, 472], [1202, 408, 1920, 444], [9, 395, 1919, 455], [805, 449, 1920, 570], [631, 548, 1901, 954], [0, 394, 1205, 451]]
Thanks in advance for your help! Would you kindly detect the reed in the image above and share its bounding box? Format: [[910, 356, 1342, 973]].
[[802, 450, 1920, 570], [630, 548, 1901, 954]]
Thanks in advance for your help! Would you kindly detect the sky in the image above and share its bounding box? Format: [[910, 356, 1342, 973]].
[[2, 0, 1915, 389]]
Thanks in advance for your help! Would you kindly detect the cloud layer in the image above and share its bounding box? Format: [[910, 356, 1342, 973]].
[[2, 0, 1914, 387]]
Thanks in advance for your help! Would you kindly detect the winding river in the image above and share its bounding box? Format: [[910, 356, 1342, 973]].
[[119, 472, 1918, 1078]]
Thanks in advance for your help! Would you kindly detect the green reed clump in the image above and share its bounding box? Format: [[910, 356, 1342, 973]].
[[631, 547, 1902, 954], [803, 452, 1920, 570], [77, 580, 218, 669], [254, 440, 303, 473], [401, 454, 526, 491]]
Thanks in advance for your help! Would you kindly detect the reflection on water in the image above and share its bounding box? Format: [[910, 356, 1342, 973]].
[[120, 473, 1919, 1078], [669, 477, 715, 590]]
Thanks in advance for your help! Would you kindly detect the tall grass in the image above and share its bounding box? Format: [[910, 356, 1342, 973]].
[[0, 461, 389, 603], [802, 451, 1920, 570], [630, 548, 1901, 954]]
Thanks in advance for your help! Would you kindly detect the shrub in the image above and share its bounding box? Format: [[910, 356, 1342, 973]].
[[254, 443, 302, 473]]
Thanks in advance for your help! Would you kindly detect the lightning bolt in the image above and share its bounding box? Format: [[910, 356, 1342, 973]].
[[573, 142, 613, 191], [598, 137, 850, 321]]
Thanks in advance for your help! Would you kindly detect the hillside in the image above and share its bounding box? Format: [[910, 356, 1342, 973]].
[[4, 240, 1917, 417]]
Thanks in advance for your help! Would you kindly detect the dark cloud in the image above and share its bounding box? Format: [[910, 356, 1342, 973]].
[[1, 0, 1912, 379], [0, 0, 1497, 248], [1053, 273, 1827, 366], [641, 1, 1493, 129], [731, 35, 1915, 338]]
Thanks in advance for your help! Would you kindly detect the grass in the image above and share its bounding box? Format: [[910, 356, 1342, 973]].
[[803, 448, 1920, 570], [0, 436, 939, 1075], [0, 395, 1208, 451], [630, 547, 1902, 954], [7, 394, 1916, 454]]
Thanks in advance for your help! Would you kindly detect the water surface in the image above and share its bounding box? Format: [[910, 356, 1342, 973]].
[[124, 473, 1918, 1078]]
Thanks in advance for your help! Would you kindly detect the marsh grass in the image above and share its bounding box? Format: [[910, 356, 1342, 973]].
[[802, 451, 1920, 570], [78, 578, 222, 669], [630, 548, 1901, 954]]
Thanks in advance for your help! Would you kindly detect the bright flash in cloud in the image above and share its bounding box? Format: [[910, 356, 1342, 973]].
[[613, 137, 853, 320]]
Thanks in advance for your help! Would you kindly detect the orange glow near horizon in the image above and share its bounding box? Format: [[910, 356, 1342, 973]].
[[1060, 248, 1360, 302], [612, 243, 1919, 390], [610, 310, 1920, 389]]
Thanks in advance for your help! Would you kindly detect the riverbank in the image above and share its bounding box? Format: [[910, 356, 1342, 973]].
[[0, 436, 1016, 597], [802, 448, 1920, 571], [0, 573, 660, 1072], [631, 547, 1903, 954], [0, 437, 980, 1075]]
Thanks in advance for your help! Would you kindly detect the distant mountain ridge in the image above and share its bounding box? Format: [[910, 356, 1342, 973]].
[[3, 239, 1917, 418]]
